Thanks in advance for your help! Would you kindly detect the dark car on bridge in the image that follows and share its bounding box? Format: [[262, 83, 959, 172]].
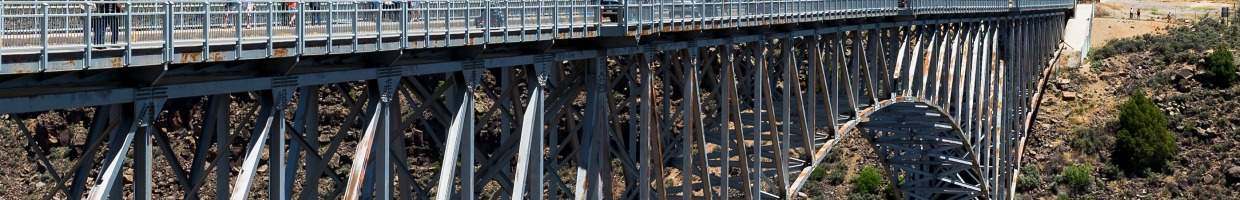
[[602, 0, 623, 22]]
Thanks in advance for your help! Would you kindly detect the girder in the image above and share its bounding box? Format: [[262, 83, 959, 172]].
[[0, 7, 1068, 200]]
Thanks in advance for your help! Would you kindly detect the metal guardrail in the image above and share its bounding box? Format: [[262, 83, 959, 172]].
[[0, 0, 1074, 73], [624, 0, 902, 31]]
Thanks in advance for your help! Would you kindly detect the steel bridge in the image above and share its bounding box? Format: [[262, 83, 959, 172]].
[[0, 0, 1072, 199]]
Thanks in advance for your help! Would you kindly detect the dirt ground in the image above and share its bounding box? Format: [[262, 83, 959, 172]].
[[1096, 0, 1234, 21], [1020, 0, 1240, 199], [1090, 0, 1232, 47], [1089, 18, 1173, 47]]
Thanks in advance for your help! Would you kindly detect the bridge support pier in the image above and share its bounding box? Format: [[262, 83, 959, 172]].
[[5, 12, 1070, 200]]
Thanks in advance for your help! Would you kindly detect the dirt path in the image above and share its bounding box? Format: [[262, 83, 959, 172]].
[[1089, 17, 1173, 47], [1097, 0, 1233, 20], [1090, 0, 1231, 47]]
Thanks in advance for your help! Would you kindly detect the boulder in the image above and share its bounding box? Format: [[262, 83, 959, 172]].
[[1062, 92, 1079, 101], [1056, 78, 1073, 87], [1226, 166, 1240, 184]]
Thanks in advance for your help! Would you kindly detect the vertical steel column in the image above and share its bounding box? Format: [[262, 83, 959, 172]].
[[435, 70, 479, 200], [927, 25, 949, 101], [821, 33, 840, 129], [512, 62, 550, 200], [749, 41, 766, 200], [974, 22, 993, 154], [377, 76, 400, 200], [270, 88, 293, 200], [624, 55, 642, 200], [776, 38, 794, 198], [636, 53, 654, 200], [988, 23, 1003, 199], [686, 47, 714, 200], [87, 102, 136, 200], [547, 62, 565, 200], [68, 105, 117, 200], [600, 58, 617, 200], [914, 26, 936, 97], [939, 23, 963, 106], [722, 43, 755, 200], [995, 18, 1014, 200], [961, 24, 981, 124], [184, 95, 229, 200], [343, 84, 380, 200], [948, 24, 973, 115], [947, 23, 967, 106], [575, 57, 607, 200], [859, 30, 880, 105], [652, 53, 671, 200], [677, 50, 694, 200], [592, 56, 607, 200], [877, 28, 898, 99], [216, 96, 234, 199], [134, 96, 166, 200], [836, 33, 858, 118], [638, 51, 671, 200], [717, 43, 735, 200], [463, 70, 479, 200], [803, 36, 821, 164], [904, 27, 924, 95]]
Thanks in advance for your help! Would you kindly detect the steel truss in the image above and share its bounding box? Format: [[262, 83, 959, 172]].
[[2, 13, 1064, 200]]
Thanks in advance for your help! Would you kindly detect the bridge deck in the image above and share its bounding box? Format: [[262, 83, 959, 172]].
[[0, 0, 1072, 74]]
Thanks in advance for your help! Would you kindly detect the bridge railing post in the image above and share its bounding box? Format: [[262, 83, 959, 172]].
[[202, 1, 212, 62], [163, 1, 172, 64], [297, 0, 305, 55], [0, 3, 4, 68], [39, 3, 48, 72], [83, 3, 92, 69], [265, 1, 274, 57]]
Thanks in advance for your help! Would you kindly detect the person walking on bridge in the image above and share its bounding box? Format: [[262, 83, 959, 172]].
[[308, 1, 325, 25], [91, 0, 123, 48], [285, 1, 299, 26]]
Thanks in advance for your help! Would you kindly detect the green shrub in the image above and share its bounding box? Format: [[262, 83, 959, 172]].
[[854, 166, 884, 194], [1112, 91, 1177, 175], [1099, 164, 1122, 179], [810, 164, 829, 181], [1090, 18, 1237, 63], [1017, 166, 1042, 192], [811, 162, 846, 184], [1070, 127, 1107, 155], [828, 168, 846, 184], [1200, 48, 1237, 87], [1061, 164, 1093, 193]]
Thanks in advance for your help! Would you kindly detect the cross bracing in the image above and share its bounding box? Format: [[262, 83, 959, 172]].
[[0, 1, 1070, 199]]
